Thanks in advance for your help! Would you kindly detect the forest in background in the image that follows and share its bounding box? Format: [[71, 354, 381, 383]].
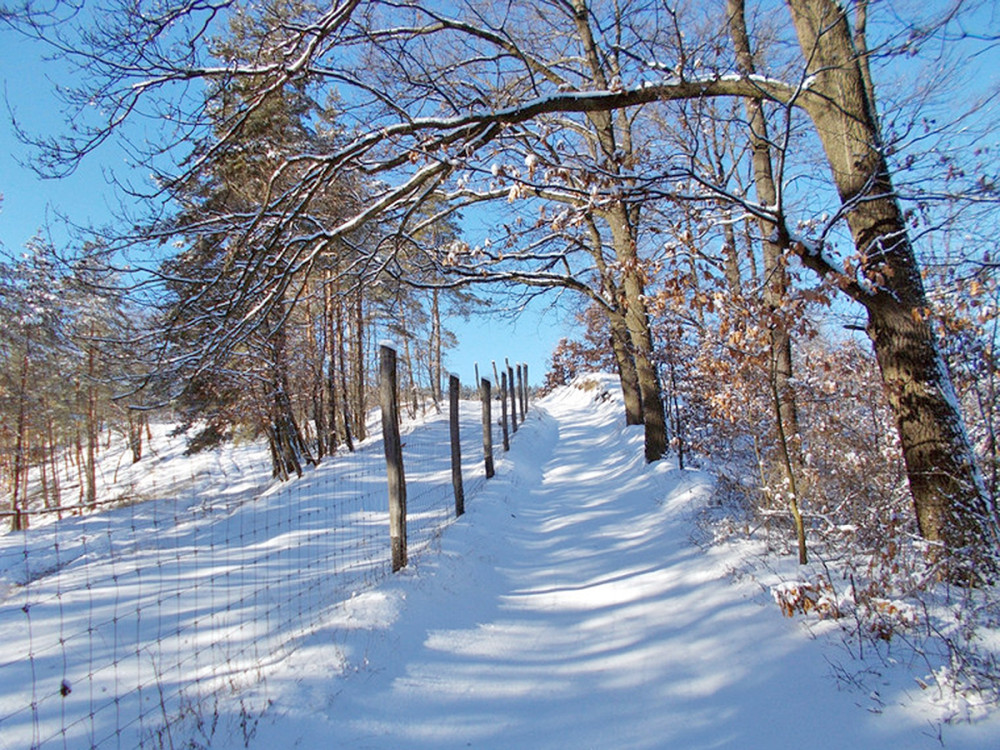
[[1, 0, 999, 698]]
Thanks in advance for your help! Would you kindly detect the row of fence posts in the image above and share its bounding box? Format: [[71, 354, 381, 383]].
[[379, 343, 529, 572]]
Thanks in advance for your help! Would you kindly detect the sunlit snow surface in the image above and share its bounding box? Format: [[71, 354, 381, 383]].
[[2, 376, 998, 748]]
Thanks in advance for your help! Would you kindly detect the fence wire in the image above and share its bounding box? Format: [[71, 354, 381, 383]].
[[0, 378, 526, 749]]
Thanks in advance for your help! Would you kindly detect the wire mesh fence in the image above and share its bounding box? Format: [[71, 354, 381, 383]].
[[0, 358, 529, 749]]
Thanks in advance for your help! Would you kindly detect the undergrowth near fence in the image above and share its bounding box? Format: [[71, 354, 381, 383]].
[[699, 469, 1000, 724]]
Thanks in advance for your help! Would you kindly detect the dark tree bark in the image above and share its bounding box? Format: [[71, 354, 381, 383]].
[[265, 318, 315, 480], [127, 410, 144, 464], [609, 311, 644, 427]]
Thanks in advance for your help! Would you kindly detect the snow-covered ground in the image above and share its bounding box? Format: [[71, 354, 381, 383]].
[[3, 376, 1000, 748], [0, 402, 487, 750]]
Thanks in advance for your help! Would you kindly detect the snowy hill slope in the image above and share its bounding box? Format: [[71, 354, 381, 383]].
[[186, 374, 1000, 750], [0, 401, 484, 749], [3, 375, 998, 749]]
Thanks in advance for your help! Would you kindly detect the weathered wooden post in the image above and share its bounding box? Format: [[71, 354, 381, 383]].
[[516, 363, 525, 424], [500, 370, 510, 452], [449, 373, 465, 517], [491, 360, 501, 391], [507, 359, 518, 433], [522, 362, 529, 416], [480, 377, 495, 478], [380, 342, 407, 572]]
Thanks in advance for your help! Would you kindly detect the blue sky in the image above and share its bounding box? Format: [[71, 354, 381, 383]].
[[1, 30, 118, 252], [0, 25, 572, 386]]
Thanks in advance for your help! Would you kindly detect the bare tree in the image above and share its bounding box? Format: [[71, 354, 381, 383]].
[[5, 0, 997, 568]]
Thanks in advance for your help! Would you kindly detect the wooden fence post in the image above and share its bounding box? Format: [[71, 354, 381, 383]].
[[516, 363, 525, 424], [449, 374, 465, 517], [522, 362, 529, 416], [507, 360, 518, 433], [380, 343, 407, 572], [500, 371, 510, 452], [480, 377, 495, 478]]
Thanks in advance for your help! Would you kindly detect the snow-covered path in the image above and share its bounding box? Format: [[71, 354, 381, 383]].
[[206, 380, 997, 750]]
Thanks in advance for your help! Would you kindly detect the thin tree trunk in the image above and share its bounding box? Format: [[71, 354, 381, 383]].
[[399, 304, 418, 420], [47, 413, 61, 515], [729, 0, 807, 558], [324, 272, 341, 455], [304, 293, 326, 460], [128, 410, 144, 464], [266, 317, 314, 479], [38, 400, 50, 509], [664, 346, 685, 471], [336, 288, 355, 452], [352, 286, 367, 441], [720, 214, 744, 298], [432, 288, 443, 409], [11, 348, 30, 530], [74, 418, 84, 507], [728, 0, 803, 447], [85, 333, 97, 510], [572, 0, 667, 460], [771, 358, 807, 564], [743, 220, 761, 289]]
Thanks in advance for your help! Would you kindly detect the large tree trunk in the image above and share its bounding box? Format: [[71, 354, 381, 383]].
[[609, 305, 644, 426], [610, 215, 668, 461], [787, 0, 997, 571], [623, 267, 668, 462], [587, 218, 644, 426]]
